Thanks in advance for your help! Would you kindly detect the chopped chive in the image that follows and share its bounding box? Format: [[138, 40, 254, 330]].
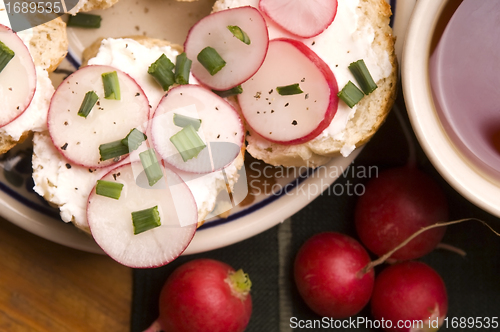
[[276, 83, 303, 96], [95, 180, 123, 200], [227, 25, 251, 45], [175, 52, 192, 85], [132, 206, 161, 235], [349, 59, 377, 95], [99, 139, 129, 161], [338, 81, 364, 108], [0, 41, 15, 73], [173, 113, 202, 131], [67, 13, 102, 28], [121, 128, 147, 151], [148, 54, 175, 91], [102, 71, 121, 100], [77, 91, 99, 118], [197, 46, 226, 76], [212, 85, 243, 98], [170, 125, 206, 162], [139, 148, 163, 186]]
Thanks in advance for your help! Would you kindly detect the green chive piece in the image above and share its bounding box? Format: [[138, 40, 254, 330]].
[[121, 128, 147, 151], [197, 47, 226, 76], [148, 54, 175, 91], [77, 91, 99, 118], [67, 13, 102, 29], [276, 83, 303, 96], [139, 148, 163, 187], [175, 52, 192, 85], [349, 59, 377, 95], [96, 180, 123, 200], [338, 81, 365, 108], [132, 206, 161, 235], [0, 41, 15, 73], [212, 85, 243, 98], [99, 139, 129, 161], [173, 113, 202, 131], [102, 71, 121, 100], [227, 25, 251, 45], [170, 125, 206, 162]]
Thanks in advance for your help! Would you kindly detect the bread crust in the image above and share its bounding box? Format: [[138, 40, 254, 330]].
[[29, 17, 68, 72], [244, 0, 398, 167]]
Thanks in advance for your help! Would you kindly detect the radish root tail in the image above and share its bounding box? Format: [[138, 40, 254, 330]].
[[436, 242, 467, 257], [359, 218, 500, 276]]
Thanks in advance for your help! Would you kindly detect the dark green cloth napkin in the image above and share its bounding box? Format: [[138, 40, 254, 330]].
[[131, 97, 500, 331]]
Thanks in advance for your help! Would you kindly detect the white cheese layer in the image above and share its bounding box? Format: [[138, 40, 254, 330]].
[[213, 0, 393, 156], [0, 66, 53, 140], [33, 38, 243, 229]]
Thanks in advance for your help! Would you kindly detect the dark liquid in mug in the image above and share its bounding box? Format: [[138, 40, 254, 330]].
[[429, 0, 500, 181]]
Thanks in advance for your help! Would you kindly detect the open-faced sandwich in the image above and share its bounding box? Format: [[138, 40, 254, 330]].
[[212, 0, 398, 167], [28, 0, 397, 267]]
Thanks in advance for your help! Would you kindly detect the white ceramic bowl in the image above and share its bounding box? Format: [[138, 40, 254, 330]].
[[402, 0, 500, 217]]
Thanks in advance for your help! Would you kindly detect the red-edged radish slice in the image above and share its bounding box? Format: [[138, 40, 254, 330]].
[[0, 24, 36, 127], [184, 6, 269, 91], [238, 38, 338, 145], [259, 0, 338, 38], [87, 162, 197, 268], [150, 85, 244, 174], [48, 65, 150, 168]]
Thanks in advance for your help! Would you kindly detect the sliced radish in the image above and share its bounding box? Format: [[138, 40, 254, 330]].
[[150, 84, 244, 174], [87, 162, 197, 268], [0, 24, 36, 127], [47, 65, 150, 168], [184, 6, 269, 91], [259, 0, 338, 38], [238, 38, 338, 145]]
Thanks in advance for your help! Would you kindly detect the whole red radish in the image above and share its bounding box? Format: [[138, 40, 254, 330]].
[[294, 232, 374, 318], [158, 259, 252, 332], [371, 261, 448, 332], [355, 166, 448, 260]]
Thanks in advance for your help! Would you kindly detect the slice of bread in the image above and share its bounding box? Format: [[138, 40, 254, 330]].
[[214, 0, 398, 168], [0, 17, 68, 154]]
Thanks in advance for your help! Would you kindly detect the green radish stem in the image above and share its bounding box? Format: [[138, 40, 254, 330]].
[[358, 218, 500, 277], [226, 269, 252, 300]]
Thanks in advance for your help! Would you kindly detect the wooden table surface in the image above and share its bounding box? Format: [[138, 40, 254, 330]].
[[0, 218, 132, 332]]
